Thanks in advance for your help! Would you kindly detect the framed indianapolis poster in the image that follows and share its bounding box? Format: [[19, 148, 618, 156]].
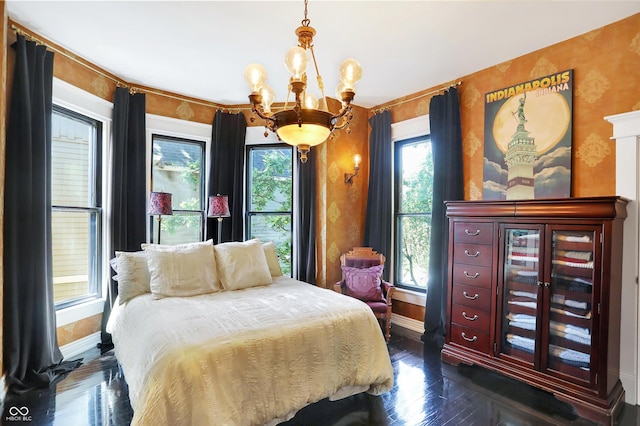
[[482, 69, 573, 200]]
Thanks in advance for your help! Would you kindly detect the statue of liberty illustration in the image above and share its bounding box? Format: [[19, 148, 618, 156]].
[[505, 93, 536, 199]]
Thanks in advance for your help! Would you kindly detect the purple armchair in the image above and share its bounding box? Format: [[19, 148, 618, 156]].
[[333, 247, 395, 342]]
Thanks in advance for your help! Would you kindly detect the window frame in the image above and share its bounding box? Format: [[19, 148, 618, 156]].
[[389, 116, 432, 302], [51, 104, 104, 309], [145, 114, 212, 243], [393, 135, 433, 292], [150, 134, 207, 244], [51, 79, 112, 321], [245, 143, 294, 276]]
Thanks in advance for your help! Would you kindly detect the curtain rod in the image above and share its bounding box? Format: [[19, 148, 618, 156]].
[[9, 22, 233, 110], [371, 81, 462, 114]]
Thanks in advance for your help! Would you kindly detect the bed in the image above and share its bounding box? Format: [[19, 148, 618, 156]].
[[106, 239, 394, 426]]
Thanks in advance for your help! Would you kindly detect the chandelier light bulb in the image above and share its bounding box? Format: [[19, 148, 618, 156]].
[[284, 46, 309, 80], [303, 92, 319, 109], [339, 58, 362, 90], [244, 63, 268, 93], [260, 85, 275, 113]]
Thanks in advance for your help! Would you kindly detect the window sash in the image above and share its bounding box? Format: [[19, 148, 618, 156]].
[[393, 136, 432, 291], [52, 106, 102, 308], [151, 135, 206, 243], [245, 145, 293, 276]]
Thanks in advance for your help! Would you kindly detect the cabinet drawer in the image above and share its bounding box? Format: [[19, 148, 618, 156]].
[[450, 324, 490, 354], [451, 304, 491, 331], [453, 243, 493, 267], [453, 222, 494, 245], [451, 283, 491, 310], [452, 264, 492, 288]]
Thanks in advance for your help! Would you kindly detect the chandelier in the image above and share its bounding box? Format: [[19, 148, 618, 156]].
[[244, 0, 362, 163]]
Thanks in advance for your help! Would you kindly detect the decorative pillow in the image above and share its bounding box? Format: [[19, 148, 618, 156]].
[[214, 239, 273, 290], [142, 240, 220, 298], [262, 241, 283, 277], [341, 264, 385, 302], [113, 251, 151, 304]]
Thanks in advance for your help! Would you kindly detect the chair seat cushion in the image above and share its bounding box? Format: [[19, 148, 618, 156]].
[[341, 264, 385, 302], [365, 300, 389, 313]]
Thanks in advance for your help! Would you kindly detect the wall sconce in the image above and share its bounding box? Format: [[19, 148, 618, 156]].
[[344, 154, 361, 184]]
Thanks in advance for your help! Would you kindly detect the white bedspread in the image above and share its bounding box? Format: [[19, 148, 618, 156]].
[[107, 276, 394, 425]]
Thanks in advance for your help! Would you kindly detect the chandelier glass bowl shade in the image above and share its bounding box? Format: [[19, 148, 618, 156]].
[[244, 0, 362, 163]]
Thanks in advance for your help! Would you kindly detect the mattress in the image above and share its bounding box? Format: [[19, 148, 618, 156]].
[[106, 276, 394, 425]]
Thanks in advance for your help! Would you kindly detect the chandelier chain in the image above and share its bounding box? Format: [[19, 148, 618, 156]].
[[302, 0, 310, 27]]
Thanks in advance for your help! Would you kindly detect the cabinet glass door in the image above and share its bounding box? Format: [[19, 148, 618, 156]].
[[546, 229, 595, 383], [501, 227, 542, 365]]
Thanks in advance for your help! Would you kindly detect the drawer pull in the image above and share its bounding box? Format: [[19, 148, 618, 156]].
[[464, 249, 480, 257], [463, 271, 479, 279], [461, 332, 478, 342], [462, 291, 479, 300], [464, 229, 481, 236], [462, 312, 478, 321]]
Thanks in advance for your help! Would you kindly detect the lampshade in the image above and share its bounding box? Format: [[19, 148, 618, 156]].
[[208, 195, 230, 218], [148, 192, 173, 215]]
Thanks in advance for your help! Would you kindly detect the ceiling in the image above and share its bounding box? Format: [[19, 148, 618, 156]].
[[6, 1, 640, 109]]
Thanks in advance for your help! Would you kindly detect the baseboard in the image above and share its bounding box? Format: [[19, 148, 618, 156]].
[[60, 332, 101, 359], [619, 369, 637, 405], [391, 313, 424, 334]]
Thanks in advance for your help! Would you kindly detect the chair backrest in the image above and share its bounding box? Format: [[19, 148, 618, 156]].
[[341, 247, 385, 269]]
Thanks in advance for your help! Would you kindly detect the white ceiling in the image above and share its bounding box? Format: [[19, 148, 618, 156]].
[[6, 1, 640, 108]]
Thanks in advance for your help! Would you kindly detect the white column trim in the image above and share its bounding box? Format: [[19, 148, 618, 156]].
[[606, 109, 640, 404]]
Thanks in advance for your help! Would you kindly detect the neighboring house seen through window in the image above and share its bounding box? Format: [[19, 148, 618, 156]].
[[151, 135, 205, 244], [246, 145, 293, 276], [51, 105, 103, 308], [393, 136, 433, 291]]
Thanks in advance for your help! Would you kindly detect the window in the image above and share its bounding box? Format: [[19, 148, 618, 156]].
[[246, 145, 293, 275], [151, 135, 205, 244], [394, 136, 433, 291], [51, 105, 102, 308]]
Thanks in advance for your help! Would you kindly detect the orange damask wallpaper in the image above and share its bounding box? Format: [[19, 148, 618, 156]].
[[4, 13, 639, 334], [376, 14, 640, 201]]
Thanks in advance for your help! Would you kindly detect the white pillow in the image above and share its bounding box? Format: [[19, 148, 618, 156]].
[[142, 240, 221, 298], [262, 241, 283, 277], [214, 239, 273, 290], [112, 251, 150, 304]]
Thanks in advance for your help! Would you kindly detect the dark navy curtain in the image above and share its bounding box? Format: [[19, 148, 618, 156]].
[[363, 110, 392, 281], [100, 87, 147, 350], [295, 148, 316, 283], [423, 87, 464, 347], [3, 34, 81, 393], [208, 111, 247, 243]]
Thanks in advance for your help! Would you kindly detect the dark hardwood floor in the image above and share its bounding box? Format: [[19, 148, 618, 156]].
[[3, 329, 639, 425]]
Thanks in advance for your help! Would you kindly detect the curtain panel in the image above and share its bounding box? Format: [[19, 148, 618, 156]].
[[294, 148, 316, 284], [3, 35, 81, 393], [423, 87, 464, 347], [100, 87, 147, 349], [363, 110, 393, 281], [208, 110, 247, 243]]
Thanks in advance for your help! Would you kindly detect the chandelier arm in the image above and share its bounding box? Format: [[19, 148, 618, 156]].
[[251, 106, 277, 126], [330, 105, 352, 122], [332, 119, 350, 131]]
